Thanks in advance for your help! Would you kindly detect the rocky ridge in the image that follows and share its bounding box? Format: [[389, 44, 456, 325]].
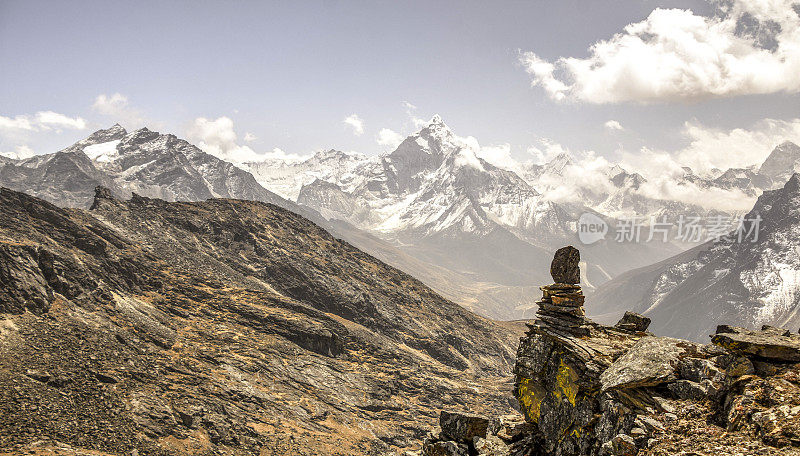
[[421, 247, 800, 456], [0, 187, 523, 455]]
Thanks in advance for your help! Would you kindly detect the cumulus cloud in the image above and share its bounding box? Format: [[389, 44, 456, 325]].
[[527, 138, 571, 165], [400, 101, 428, 129], [604, 120, 624, 131], [0, 112, 86, 132], [260, 147, 311, 163], [520, 0, 800, 103], [0, 115, 35, 131], [621, 118, 800, 176], [187, 116, 264, 163], [243, 132, 257, 142], [35, 111, 87, 130], [376, 128, 404, 149], [92, 93, 147, 127], [474, 143, 519, 171], [343, 114, 364, 136]]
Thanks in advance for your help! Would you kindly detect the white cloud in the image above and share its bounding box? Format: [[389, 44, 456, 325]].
[[92, 93, 146, 127], [187, 116, 263, 163], [474, 142, 518, 170], [621, 118, 800, 176], [401, 101, 417, 112], [376, 128, 404, 149], [343, 114, 364, 136], [527, 138, 571, 165], [520, 0, 800, 103], [261, 147, 310, 163], [243, 132, 257, 142], [35, 111, 87, 130], [604, 120, 624, 131], [0, 145, 35, 160], [0, 115, 35, 131], [0, 111, 86, 132]]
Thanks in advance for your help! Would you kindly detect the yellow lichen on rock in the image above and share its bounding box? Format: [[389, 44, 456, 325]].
[[556, 358, 579, 406], [516, 377, 546, 423]]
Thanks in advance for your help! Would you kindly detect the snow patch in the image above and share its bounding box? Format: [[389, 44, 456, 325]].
[[84, 140, 121, 163]]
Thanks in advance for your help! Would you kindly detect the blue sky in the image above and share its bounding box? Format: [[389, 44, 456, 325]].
[[2, 0, 799, 173]]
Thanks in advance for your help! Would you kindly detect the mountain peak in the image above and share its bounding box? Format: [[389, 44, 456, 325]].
[[759, 140, 800, 183], [78, 124, 128, 147]]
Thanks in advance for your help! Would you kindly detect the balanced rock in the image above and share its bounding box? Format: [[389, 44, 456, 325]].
[[550, 246, 580, 285]]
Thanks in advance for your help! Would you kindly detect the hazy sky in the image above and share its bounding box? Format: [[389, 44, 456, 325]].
[[2, 0, 799, 173]]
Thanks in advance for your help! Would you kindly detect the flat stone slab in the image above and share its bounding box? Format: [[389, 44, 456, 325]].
[[712, 327, 800, 362], [600, 336, 700, 391]]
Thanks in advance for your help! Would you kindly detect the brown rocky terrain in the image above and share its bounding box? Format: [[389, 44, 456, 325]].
[[421, 249, 800, 456], [0, 187, 525, 455]]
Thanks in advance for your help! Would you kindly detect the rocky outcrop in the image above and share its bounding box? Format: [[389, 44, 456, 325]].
[[712, 325, 800, 362], [422, 247, 800, 456]]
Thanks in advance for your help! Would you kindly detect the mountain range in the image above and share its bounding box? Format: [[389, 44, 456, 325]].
[[243, 117, 800, 319], [1, 119, 798, 323]]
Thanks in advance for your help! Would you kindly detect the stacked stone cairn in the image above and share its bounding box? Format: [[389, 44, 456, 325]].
[[532, 246, 593, 337]]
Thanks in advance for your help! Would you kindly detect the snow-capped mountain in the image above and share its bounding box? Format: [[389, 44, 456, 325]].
[[279, 117, 686, 315], [243, 148, 374, 201], [758, 141, 800, 186], [590, 173, 800, 341], [295, 116, 566, 239], [0, 124, 291, 209], [0, 127, 125, 208], [5, 120, 799, 323]]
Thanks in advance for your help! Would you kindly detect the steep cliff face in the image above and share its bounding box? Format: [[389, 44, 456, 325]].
[[0, 187, 523, 456]]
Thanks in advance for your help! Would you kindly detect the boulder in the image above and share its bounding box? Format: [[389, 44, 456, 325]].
[[614, 311, 651, 333], [711, 326, 800, 362], [422, 440, 469, 456], [473, 435, 509, 456], [611, 434, 637, 456], [488, 414, 530, 443], [601, 336, 699, 391], [677, 357, 723, 383], [668, 380, 710, 401], [550, 246, 580, 285], [439, 410, 490, 443]]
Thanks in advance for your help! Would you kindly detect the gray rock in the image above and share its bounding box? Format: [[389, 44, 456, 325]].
[[712, 326, 800, 362], [635, 415, 664, 433], [601, 336, 699, 391], [677, 357, 723, 383], [668, 380, 709, 401], [473, 435, 510, 456], [550, 246, 580, 284], [611, 434, 637, 456], [725, 356, 755, 377], [439, 410, 489, 443], [422, 439, 469, 456], [615, 311, 651, 332]]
